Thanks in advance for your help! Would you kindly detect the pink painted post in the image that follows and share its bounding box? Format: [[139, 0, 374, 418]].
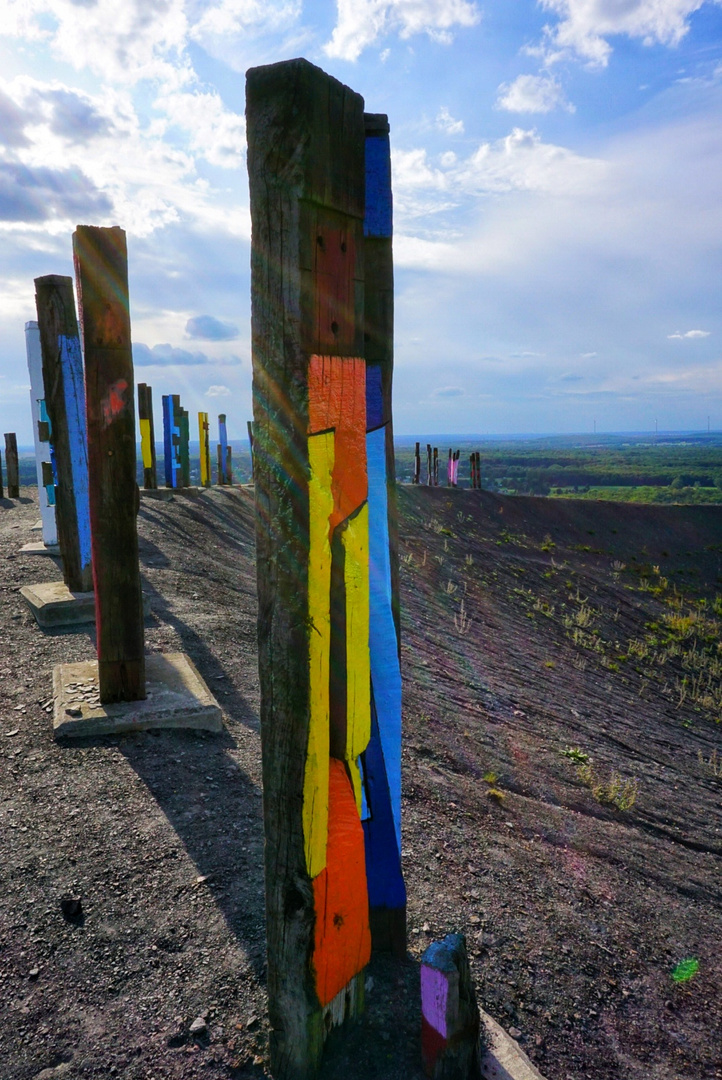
[[421, 934, 481, 1078]]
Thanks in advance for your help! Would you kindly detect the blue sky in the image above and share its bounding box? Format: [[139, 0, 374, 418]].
[[1, 0, 722, 442]]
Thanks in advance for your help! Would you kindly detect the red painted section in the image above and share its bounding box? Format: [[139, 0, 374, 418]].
[[312, 759, 371, 1007], [314, 227, 356, 351], [101, 378, 130, 427], [308, 355, 367, 533], [421, 1016, 447, 1077]]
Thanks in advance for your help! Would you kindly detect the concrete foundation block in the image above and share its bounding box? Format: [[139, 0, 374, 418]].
[[479, 1011, 548, 1080], [20, 581, 151, 628], [20, 541, 60, 556], [52, 652, 223, 738]]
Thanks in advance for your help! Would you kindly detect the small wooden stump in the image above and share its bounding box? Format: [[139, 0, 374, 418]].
[[421, 934, 482, 1079]]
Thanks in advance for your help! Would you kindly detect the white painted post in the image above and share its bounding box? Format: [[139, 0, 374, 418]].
[[25, 320, 58, 548]]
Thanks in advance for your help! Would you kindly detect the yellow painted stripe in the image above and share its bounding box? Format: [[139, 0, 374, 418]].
[[342, 501, 371, 812], [140, 418, 152, 469], [198, 412, 209, 487], [305, 430, 335, 878]]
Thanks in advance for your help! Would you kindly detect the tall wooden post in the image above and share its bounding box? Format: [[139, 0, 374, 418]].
[[73, 224, 145, 703], [248, 58, 380, 1077], [433, 447, 438, 486], [217, 413, 228, 485], [137, 383, 157, 489], [199, 412, 211, 487], [414, 441, 420, 484], [225, 444, 233, 485], [35, 275, 93, 592], [25, 322, 58, 545], [179, 406, 190, 487], [447, 448, 452, 485], [4, 434, 20, 498], [363, 111, 406, 955], [0, 448, 3, 497]]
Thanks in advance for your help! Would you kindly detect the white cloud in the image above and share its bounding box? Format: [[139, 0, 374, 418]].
[[0, 0, 191, 85], [436, 106, 464, 134], [535, 0, 713, 68], [205, 384, 232, 397], [496, 74, 574, 114], [191, 0, 301, 39], [667, 329, 711, 338], [154, 88, 245, 167], [324, 0, 480, 62]]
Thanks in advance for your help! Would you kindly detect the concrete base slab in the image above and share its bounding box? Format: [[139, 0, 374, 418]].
[[480, 1011, 548, 1080], [31, 519, 43, 531], [140, 487, 203, 500], [20, 581, 151, 629], [20, 541, 60, 556], [53, 653, 223, 738]]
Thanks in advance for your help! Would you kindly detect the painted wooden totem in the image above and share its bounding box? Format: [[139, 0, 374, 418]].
[[247, 59, 404, 1078]]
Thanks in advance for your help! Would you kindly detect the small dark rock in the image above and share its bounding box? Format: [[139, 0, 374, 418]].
[[60, 896, 83, 921]]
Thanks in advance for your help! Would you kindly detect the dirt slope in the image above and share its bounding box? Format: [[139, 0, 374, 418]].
[[0, 485, 720, 1080]]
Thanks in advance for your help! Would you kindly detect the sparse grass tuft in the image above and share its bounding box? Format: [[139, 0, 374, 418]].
[[698, 748, 721, 777], [561, 746, 591, 764], [577, 762, 639, 810]]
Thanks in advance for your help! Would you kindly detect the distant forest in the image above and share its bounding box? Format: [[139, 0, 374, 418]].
[[9, 432, 722, 505]]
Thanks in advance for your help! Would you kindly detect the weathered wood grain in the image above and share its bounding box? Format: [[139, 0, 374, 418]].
[[34, 275, 93, 591], [73, 225, 145, 703]]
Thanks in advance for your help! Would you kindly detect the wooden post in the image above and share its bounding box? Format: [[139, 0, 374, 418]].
[[34, 275, 93, 592], [0, 447, 3, 498], [363, 111, 406, 956], [421, 934, 481, 1079], [25, 321, 58, 545], [137, 383, 157, 489], [218, 413, 228, 485], [179, 406, 190, 487], [73, 224, 145, 703], [4, 433, 20, 498], [247, 419, 254, 481], [433, 447, 438, 486], [225, 444, 233, 485], [248, 57, 379, 1077], [199, 412, 211, 487]]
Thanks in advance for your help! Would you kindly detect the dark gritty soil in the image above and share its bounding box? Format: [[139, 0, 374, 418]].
[[1, 485, 720, 1080]]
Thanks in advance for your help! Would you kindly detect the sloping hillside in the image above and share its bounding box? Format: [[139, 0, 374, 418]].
[[0, 486, 720, 1080]]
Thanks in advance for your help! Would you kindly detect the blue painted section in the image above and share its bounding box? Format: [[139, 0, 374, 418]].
[[362, 696, 406, 909], [162, 395, 181, 488], [364, 134, 392, 239], [219, 416, 228, 472], [366, 425, 402, 851], [40, 401, 59, 490], [59, 334, 92, 572], [366, 364, 384, 430]]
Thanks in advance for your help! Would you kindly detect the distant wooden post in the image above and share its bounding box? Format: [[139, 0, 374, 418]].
[[225, 444, 233, 485], [4, 433, 20, 498], [421, 934, 481, 1079], [433, 447, 438, 486], [0, 448, 3, 497], [25, 321, 58, 545], [414, 441, 421, 484], [217, 413, 228, 485], [199, 412, 211, 487], [179, 406, 190, 487], [34, 275, 93, 592], [447, 448, 452, 486], [426, 443, 433, 486], [73, 224, 145, 703], [161, 394, 182, 489], [137, 383, 157, 489], [247, 419, 254, 481], [248, 58, 410, 1076], [363, 110, 406, 955]]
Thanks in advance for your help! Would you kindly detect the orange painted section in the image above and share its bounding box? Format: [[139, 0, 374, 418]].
[[312, 759, 371, 1007], [308, 355, 367, 533]]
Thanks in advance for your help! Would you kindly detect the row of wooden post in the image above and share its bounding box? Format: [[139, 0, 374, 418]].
[[412, 443, 482, 488], [139, 387, 244, 491]]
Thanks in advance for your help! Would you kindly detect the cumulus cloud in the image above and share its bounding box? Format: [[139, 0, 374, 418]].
[[496, 74, 574, 114], [154, 88, 246, 167], [324, 0, 480, 62], [0, 161, 112, 223], [534, 0, 711, 68], [667, 329, 711, 338], [205, 384, 232, 397], [191, 0, 301, 40], [132, 342, 211, 366], [436, 106, 464, 134], [185, 315, 239, 341]]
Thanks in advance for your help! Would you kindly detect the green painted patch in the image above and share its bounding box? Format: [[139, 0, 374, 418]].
[[671, 958, 699, 983]]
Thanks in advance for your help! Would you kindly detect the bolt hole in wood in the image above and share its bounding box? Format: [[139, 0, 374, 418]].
[[331, 320, 339, 336]]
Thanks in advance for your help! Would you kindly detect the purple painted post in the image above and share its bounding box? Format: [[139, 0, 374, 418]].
[[421, 934, 481, 1078]]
